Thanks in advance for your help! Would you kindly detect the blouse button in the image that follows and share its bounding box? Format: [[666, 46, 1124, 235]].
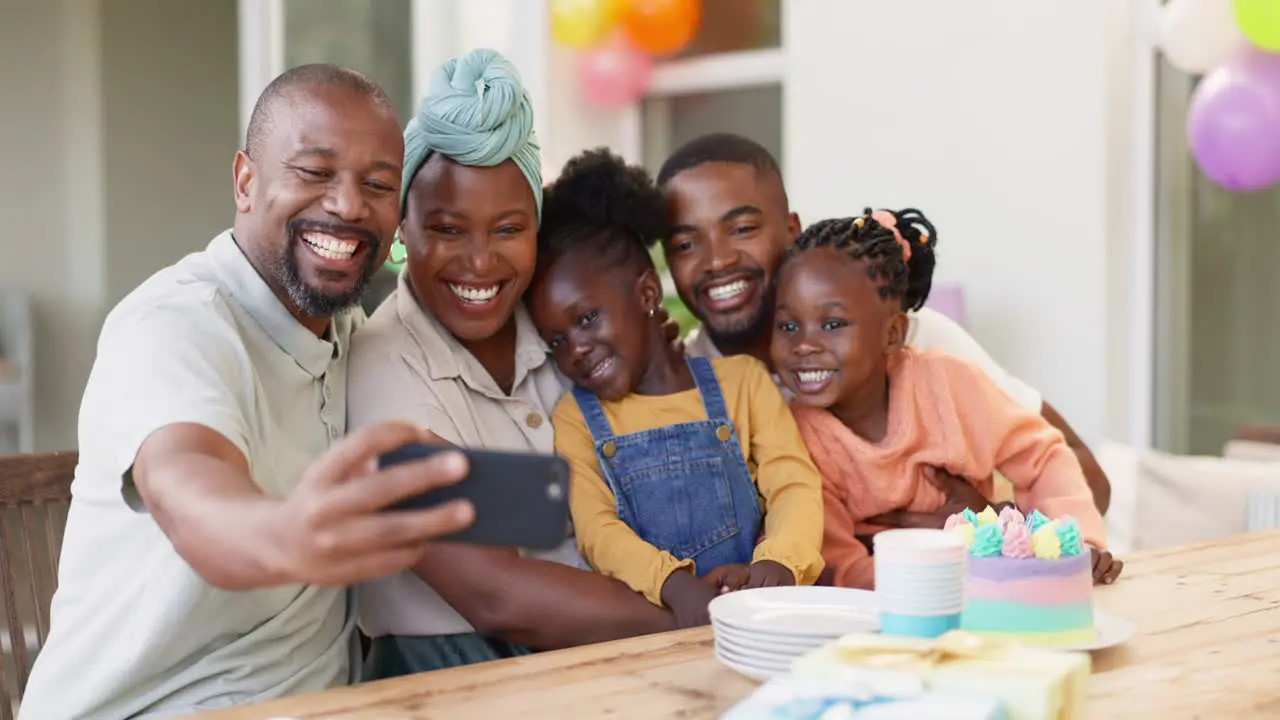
[[525, 411, 544, 429], [716, 425, 732, 442]]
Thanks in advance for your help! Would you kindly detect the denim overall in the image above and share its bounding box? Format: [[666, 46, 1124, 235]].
[[572, 357, 762, 576]]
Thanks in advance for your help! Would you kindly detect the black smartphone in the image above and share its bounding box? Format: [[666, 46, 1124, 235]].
[[378, 443, 571, 550]]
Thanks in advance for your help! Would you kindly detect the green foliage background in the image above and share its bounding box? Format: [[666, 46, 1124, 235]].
[[652, 248, 698, 337]]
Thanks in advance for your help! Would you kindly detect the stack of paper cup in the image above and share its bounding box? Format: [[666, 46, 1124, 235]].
[[873, 528, 967, 638]]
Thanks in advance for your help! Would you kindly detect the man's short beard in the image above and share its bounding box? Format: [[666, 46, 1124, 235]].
[[276, 234, 379, 318], [702, 296, 773, 351]]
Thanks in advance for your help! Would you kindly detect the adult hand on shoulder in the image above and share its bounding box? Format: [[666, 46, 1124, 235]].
[[924, 466, 992, 515], [744, 560, 795, 589], [1089, 546, 1123, 585], [861, 468, 991, 532], [655, 305, 686, 356], [273, 421, 475, 587], [661, 568, 717, 628]]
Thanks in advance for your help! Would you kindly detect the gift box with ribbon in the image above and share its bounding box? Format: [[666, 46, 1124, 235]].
[[790, 631, 1089, 720], [720, 675, 1005, 719]]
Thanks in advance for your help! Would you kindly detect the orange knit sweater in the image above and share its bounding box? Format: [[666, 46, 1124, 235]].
[[791, 348, 1106, 590]]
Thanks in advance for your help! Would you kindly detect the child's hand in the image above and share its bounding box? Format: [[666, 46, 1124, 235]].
[[1089, 546, 1123, 585], [702, 563, 751, 594], [744, 560, 796, 589], [660, 568, 718, 629]]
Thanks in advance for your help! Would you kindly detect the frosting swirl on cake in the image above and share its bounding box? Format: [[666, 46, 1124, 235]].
[[1025, 509, 1051, 533], [1031, 523, 1062, 559], [997, 506, 1025, 528], [949, 521, 976, 549], [971, 523, 1004, 557], [1055, 517, 1083, 556], [976, 506, 999, 526], [1001, 521, 1034, 558], [945, 505, 1085, 558]]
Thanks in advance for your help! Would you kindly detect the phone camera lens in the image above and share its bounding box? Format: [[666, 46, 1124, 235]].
[[546, 482, 564, 501]]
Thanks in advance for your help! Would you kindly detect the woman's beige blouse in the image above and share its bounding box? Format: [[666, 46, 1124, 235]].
[[347, 272, 582, 638]]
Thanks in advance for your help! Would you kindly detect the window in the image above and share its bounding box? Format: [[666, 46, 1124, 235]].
[[672, 0, 781, 59], [636, 0, 784, 174], [1153, 56, 1280, 454], [633, 0, 785, 335], [641, 85, 783, 174], [282, 0, 414, 124]]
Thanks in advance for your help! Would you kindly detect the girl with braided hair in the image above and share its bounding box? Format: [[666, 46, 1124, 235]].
[[861, 206, 939, 313], [770, 212, 1119, 591]]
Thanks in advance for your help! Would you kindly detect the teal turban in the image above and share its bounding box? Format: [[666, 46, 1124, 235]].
[[400, 48, 543, 221]]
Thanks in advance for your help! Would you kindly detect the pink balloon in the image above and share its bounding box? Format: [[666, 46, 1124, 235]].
[[1187, 49, 1280, 192], [578, 34, 653, 110]]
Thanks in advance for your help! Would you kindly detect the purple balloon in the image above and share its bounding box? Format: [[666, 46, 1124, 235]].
[[1187, 49, 1280, 192]]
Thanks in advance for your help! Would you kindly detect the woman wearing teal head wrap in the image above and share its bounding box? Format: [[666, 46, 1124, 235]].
[[385, 48, 543, 267], [400, 48, 543, 217], [348, 48, 676, 680]]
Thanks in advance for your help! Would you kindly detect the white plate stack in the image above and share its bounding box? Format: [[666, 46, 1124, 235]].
[[708, 586, 880, 681]]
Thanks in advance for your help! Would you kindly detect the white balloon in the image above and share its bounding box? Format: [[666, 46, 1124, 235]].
[[1160, 0, 1249, 74]]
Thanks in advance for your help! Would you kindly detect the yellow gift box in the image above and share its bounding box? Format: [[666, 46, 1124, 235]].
[[790, 631, 1089, 720]]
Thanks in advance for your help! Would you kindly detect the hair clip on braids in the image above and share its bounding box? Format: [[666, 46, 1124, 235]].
[[866, 209, 912, 263]]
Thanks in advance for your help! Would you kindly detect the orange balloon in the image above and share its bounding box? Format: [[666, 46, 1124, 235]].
[[551, 0, 627, 49], [622, 0, 701, 57]]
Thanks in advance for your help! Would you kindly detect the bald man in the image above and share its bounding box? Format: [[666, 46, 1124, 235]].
[[20, 65, 475, 720]]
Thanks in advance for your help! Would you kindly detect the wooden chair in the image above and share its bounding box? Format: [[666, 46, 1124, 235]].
[[0, 452, 75, 720]]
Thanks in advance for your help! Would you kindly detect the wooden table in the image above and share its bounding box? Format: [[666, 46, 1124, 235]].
[[197, 531, 1280, 719]]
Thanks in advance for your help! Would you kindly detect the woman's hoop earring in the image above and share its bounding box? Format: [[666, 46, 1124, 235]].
[[388, 228, 407, 266]]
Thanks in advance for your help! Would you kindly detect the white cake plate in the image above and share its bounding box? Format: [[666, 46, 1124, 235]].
[[1042, 611, 1134, 652]]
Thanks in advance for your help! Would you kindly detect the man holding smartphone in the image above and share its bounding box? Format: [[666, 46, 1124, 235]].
[[19, 65, 474, 720]]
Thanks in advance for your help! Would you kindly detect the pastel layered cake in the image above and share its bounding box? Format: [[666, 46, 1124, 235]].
[[945, 506, 1094, 647]]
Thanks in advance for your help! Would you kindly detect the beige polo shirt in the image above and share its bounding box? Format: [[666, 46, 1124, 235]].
[[348, 272, 584, 638], [20, 231, 361, 720]]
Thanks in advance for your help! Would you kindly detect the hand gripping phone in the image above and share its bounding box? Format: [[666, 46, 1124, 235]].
[[378, 443, 571, 550]]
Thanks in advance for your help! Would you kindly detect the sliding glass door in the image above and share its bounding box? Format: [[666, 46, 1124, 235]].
[[1153, 56, 1280, 455], [281, 0, 414, 124]]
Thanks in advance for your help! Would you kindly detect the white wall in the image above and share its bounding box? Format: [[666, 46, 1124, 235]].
[[0, 0, 237, 451], [0, 0, 106, 452], [101, 0, 239, 305], [1105, 0, 1157, 450], [784, 0, 1151, 447]]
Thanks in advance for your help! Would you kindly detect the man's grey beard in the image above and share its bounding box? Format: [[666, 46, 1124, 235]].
[[277, 237, 380, 318]]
